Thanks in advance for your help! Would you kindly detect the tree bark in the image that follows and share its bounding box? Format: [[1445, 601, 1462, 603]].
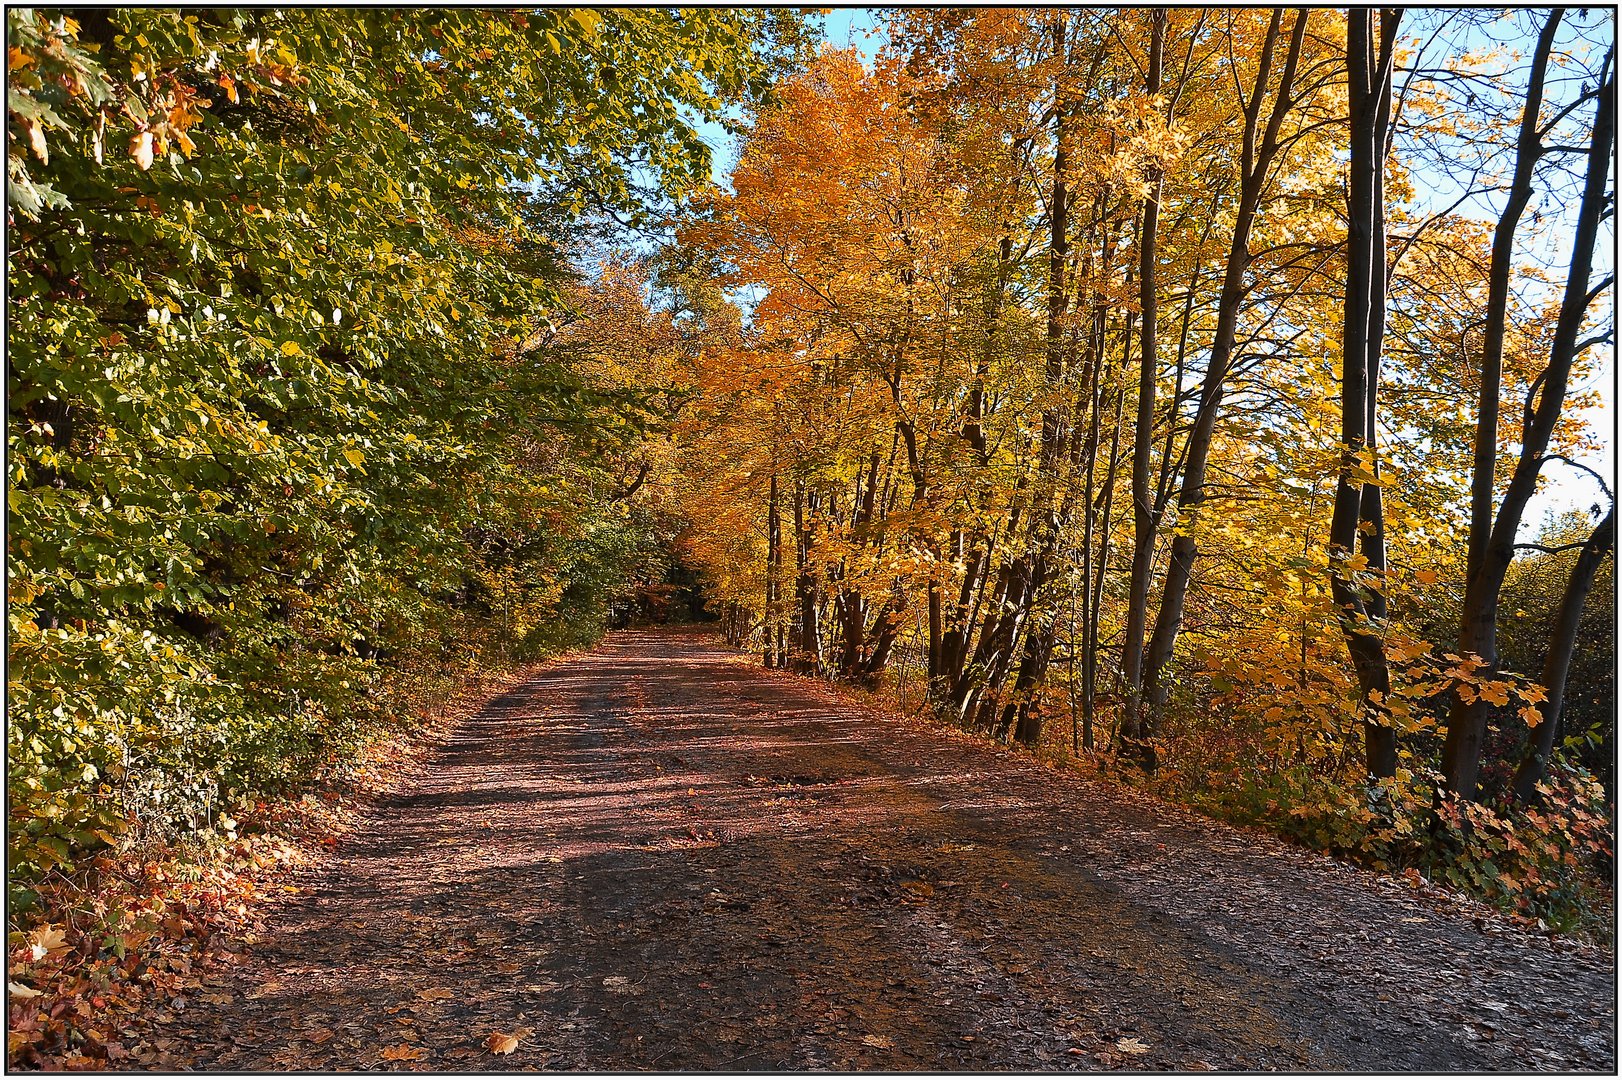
[[1119, 8, 1166, 757], [1140, 10, 1307, 741], [1329, 7, 1401, 779], [1463, 11, 1564, 585], [765, 471, 781, 667], [1444, 43, 1615, 797], [1513, 508, 1614, 803], [793, 479, 822, 673]]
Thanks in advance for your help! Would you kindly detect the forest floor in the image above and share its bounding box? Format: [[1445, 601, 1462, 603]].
[[134, 627, 1614, 1072]]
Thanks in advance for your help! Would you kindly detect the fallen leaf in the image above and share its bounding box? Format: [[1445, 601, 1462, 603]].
[[380, 1043, 427, 1061], [416, 988, 454, 1002], [861, 1034, 894, 1049], [485, 1032, 519, 1055], [31, 925, 68, 960], [1116, 1037, 1151, 1054], [8, 982, 43, 999], [306, 1028, 335, 1045]]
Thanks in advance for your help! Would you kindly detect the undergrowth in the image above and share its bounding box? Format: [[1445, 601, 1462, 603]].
[[856, 662, 1614, 946], [4, 655, 548, 1071], [1118, 758, 1614, 944]]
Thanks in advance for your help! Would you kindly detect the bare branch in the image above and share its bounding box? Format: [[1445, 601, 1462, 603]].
[[1539, 454, 1615, 500]]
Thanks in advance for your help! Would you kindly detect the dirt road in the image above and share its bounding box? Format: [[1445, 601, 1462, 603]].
[[161, 628, 1614, 1071]]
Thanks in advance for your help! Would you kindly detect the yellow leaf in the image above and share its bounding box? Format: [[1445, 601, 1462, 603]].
[[280, 341, 303, 357], [485, 1032, 519, 1055], [1414, 569, 1439, 585]]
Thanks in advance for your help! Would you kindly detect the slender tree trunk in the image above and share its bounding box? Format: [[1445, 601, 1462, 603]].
[[794, 479, 822, 674], [1329, 7, 1401, 779], [765, 471, 781, 667], [1444, 47, 1614, 797], [1463, 12, 1564, 585], [1440, 9, 1568, 795], [1077, 313, 1107, 752], [927, 564, 944, 686], [1513, 508, 1614, 802], [1141, 11, 1307, 740], [1087, 341, 1129, 752], [1119, 8, 1166, 755]]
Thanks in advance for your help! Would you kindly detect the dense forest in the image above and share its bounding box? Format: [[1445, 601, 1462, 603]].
[[8, 6, 812, 885], [665, 7, 1618, 922], [5, 7, 1616, 1049]]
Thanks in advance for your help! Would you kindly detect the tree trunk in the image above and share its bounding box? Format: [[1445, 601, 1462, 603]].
[[1087, 341, 1129, 752], [1463, 11, 1564, 586], [793, 479, 822, 674], [1119, 8, 1166, 756], [1329, 7, 1401, 779], [1444, 46, 1615, 797], [765, 471, 781, 667], [1513, 508, 1614, 803], [1140, 10, 1307, 741]]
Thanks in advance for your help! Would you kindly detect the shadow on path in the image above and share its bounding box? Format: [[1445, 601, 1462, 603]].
[[160, 629, 1615, 1071]]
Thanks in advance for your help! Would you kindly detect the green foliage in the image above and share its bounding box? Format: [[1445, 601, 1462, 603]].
[[7, 7, 801, 889]]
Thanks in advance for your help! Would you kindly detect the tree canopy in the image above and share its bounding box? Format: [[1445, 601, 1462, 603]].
[[6, 6, 814, 886]]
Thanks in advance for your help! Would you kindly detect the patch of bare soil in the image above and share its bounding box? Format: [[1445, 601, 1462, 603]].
[[139, 628, 1615, 1071]]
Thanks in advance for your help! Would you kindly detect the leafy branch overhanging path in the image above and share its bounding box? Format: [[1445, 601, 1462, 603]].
[[149, 630, 1612, 1071]]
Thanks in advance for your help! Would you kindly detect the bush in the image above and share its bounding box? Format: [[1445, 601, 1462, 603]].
[[1245, 765, 1613, 933]]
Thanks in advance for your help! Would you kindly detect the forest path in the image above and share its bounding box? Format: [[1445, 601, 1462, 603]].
[[162, 628, 1612, 1071]]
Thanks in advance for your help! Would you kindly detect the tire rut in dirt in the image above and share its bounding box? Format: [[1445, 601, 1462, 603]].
[[152, 628, 1612, 1071]]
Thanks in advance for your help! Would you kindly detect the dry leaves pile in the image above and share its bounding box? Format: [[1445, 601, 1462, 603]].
[[6, 833, 311, 1069]]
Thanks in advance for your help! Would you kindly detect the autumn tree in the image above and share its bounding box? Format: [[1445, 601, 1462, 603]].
[[6, 6, 806, 884], [1439, 11, 1616, 799], [1328, 7, 1403, 779]]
